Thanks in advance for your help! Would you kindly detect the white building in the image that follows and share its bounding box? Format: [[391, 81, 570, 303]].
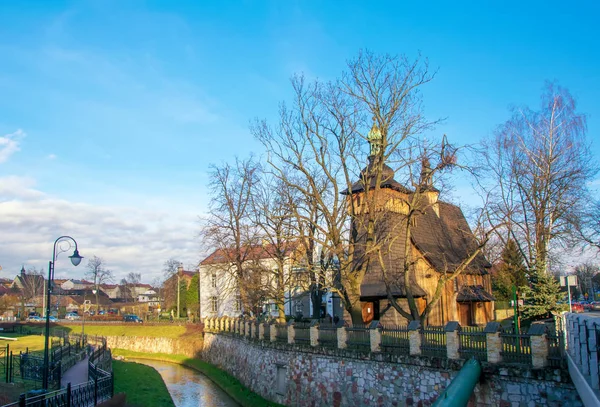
[[199, 242, 306, 319]]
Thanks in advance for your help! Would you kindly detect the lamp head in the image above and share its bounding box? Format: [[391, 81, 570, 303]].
[[69, 249, 83, 267], [92, 289, 97, 295]]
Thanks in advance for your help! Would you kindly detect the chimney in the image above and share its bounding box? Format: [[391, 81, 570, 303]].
[[21, 265, 26, 277], [177, 265, 184, 275]]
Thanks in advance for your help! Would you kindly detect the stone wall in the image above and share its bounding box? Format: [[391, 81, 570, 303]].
[[105, 335, 203, 358], [202, 333, 581, 407]]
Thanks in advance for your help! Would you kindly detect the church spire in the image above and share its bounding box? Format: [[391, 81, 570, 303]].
[[367, 116, 382, 158]]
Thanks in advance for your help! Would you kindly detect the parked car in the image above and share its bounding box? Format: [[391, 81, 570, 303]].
[[571, 302, 584, 313], [49, 316, 58, 322], [590, 301, 600, 311], [26, 315, 42, 322], [65, 312, 81, 321], [123, 314, 143, 323]]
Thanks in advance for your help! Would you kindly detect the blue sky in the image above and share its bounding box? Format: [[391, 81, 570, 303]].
[[1, 1, 599, 281]]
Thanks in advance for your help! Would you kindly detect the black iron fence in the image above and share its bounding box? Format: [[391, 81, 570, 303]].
[[421, 325, 447, 358], [346, 325, 370, 351], [275, 324, 288, 343], [380, 324, 410, 355], [317, 326, 337, 347], [294, 322, 311, 344], [458, 326, 487, 361], [500, 328, 532, 365]]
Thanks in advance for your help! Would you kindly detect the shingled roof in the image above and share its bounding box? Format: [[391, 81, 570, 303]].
[[200, 241, 300, 266], [342, 161, 412, 195], [457, 285, 495, 302]]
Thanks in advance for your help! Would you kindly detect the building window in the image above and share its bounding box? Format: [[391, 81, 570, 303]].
[[210, 296, 218, 313], [233, 295, 241, 312], [211, 272, 217, 288]]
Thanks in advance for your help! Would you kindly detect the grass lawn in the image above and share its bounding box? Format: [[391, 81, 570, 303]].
[[51, 324, 191, 338], [112, 349, 284, 407], [0, 381, 42, 405], [113, 359, 175, 407], [0, 333, 45, 354]]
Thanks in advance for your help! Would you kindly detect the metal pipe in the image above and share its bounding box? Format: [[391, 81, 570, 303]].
[[432, 358, 482, 407]]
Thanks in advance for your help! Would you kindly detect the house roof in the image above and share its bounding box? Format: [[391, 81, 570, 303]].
[[456, 285, 495, 302], [200, 241, 300, 266], [341, 161, 412, 195]]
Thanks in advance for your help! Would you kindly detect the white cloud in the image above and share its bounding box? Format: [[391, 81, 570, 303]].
[[0, 129, 25, 163], [0, 177, 201, 283], [47, 154, 57, 160]]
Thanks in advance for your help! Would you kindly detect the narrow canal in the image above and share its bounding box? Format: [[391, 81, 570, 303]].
[[130, 359, 239, 407]]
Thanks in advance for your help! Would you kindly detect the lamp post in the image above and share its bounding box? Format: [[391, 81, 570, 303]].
[[43, 236, 83, 390]]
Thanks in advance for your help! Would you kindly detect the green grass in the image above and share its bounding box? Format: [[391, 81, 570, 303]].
[[0, 333, 46, 354], [113, 359, 175, 407], [112, 349, 284, 407], [52, 323, 190, 338]]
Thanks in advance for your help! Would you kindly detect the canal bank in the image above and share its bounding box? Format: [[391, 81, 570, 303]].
[[112, 349, 283, 407], [130, 358, 239, 407]]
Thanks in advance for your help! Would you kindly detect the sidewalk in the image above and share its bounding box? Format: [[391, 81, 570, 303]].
[[61, 355, 89, 387]]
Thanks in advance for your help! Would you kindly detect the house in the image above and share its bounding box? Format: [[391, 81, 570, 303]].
[[137, 289, 161, 307], [99, 284, 120, 299], [198, 241, 339, 320], [61, 279, 94, 291], [342, 125, 494, 327]]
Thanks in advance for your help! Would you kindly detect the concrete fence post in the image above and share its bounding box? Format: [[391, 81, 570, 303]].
[[579, 316, 589, 375], [408, 320, 422, 356], [259, 323, 265, 340], [245, 321, 251, 338], [254, 321, 260, 339], [270, 322, 277, 342], [588, 319, 599, 390], [224, 317, 230, 332], [369, 320, 382, 353], [310, 320, 319, 347], [484, 322, 502, 364], [288, 320, 296, 345], [337, 326, 348, 349], [528, 323, 549, 369], [445, 321, 460, 360]]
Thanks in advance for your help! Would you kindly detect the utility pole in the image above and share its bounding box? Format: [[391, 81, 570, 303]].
[[177, 272, 180, 319]]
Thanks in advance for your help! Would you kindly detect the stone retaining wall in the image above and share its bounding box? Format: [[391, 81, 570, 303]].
[[202, 333, 581, 407], [105, 335, 203, 358]]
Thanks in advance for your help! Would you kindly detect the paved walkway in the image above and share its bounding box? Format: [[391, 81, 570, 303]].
[[61, 355, 89, 387]]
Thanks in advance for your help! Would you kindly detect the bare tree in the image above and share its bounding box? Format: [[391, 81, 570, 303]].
[[201, 156, 261, 314], [85, 256, 114, 313], [253, 50, 439, 324], [482, 82, 598, 275], [248, 172, 300, 321]]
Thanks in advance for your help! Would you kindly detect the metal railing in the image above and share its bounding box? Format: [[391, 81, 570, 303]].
[[547, 331, 565, 368], [346, 325, 370, 351], [294, 322, 311, 344], [421, 325, 447, 358], [458, 326, 487, 361], [500, 328, 532, 365], [317, 326, 337, 347], [275, 324, 288, 343], [380, 324, 410, 355]]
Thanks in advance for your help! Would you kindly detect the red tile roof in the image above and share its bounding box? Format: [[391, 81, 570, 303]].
[[201, 241, 300, 266]]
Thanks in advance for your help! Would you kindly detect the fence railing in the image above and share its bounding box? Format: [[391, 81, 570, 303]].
[[203, 317, 560, 368], [421, 325, 447, 358], [317, 326, 337, 348], [500, 328, 532, 365], [346, 325, 370, 351], [458, 326, 487, 361], [380, 324, 410, 355], [0, 335, 112, 407]]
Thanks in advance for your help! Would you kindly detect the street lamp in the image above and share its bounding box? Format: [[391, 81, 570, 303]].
[[43, 236, 83, 390]]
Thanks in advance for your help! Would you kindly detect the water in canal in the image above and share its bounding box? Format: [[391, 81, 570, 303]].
[[130, 358, 239, 407]]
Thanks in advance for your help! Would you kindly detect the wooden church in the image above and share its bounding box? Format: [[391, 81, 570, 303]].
[[343, 123, 494, 327]]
